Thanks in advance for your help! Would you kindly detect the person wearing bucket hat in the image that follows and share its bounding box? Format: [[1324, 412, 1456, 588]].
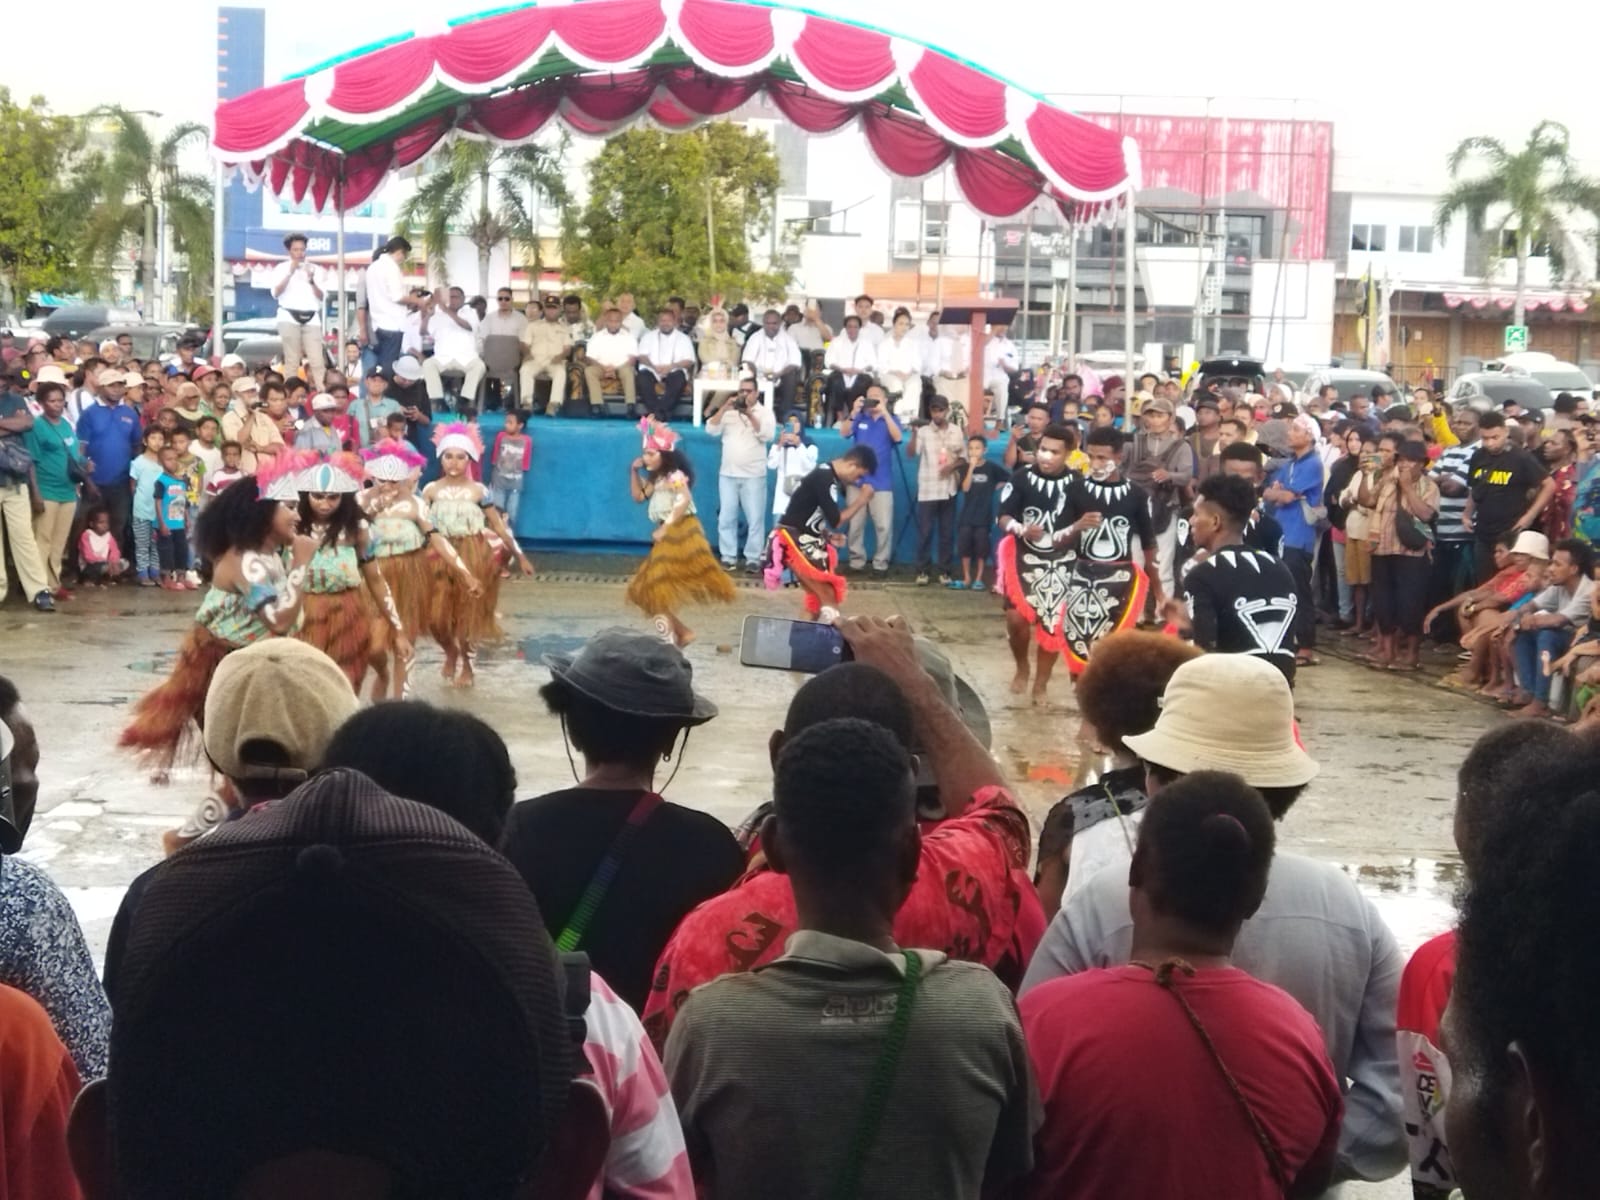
[[119, 461, 319, 784], [645, 615, 1041, 1044], [498, 628, 741, 1012], [0, 675, 112, 1080], [1022, 653, 1408, 1190]]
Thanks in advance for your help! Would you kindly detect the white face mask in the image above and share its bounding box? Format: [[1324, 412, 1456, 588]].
[[1090, 461, 1117, 481]]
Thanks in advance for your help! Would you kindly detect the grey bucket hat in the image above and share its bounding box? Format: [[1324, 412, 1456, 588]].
[[544, 627, 718, 726]]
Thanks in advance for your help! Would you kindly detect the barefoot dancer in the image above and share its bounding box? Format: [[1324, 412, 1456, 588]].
[[360, 439, 480, 698], [119, 462, 316, 780], [625, 445, 735, 646], [768, 446, 876, 620], [424, 423, 524, 688], [294, 453, 412, 692]]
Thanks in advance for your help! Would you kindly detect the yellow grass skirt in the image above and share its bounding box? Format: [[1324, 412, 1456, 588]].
[[430, 534, 504, 644], [625, 515, 737, 616]]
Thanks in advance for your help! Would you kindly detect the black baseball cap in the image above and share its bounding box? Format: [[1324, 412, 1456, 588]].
[[103, 770, 577, 1195]]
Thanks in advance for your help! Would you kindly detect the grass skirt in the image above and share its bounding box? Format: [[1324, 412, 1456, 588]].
[[626, 516, 737, 616], [297, 588, 373, 691], [431, 534, 503, 644], [118, 624, 237, 772], [376, 549, 432, 637]]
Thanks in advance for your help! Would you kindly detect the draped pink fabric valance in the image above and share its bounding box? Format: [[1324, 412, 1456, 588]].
[[212, 0, 1138, 218]]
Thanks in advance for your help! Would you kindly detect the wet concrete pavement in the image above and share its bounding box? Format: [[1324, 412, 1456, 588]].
[[4, 568, 1499, 1198]]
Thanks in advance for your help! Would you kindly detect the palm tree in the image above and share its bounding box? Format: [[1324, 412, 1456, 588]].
[[74, 107, 212, 320], [397, 138, 569, 297], [1436, 121, 1600, 326]]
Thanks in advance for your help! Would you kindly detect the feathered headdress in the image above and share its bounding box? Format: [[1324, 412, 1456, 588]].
[[638, 415, 679, 454], [255, 450, 318, 503], [361, 438, 426, 483], [432, 421, 484, 462], [297, 451, 365, 495]]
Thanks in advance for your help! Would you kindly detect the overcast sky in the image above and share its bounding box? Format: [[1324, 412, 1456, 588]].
[[9, 0, 1600, 192]]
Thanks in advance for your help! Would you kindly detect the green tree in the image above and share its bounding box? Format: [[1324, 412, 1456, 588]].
[[561, 124, 789, 311], [397, 138, 570, 297], [1437, 121, 1600, 327], [0, 90, 85, 309], [74, 107, 212, 321]]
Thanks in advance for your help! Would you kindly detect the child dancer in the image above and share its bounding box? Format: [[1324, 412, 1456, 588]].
[[360, 438, 482, 698], [423, 423, 527, 687], [626, 445, 736, 645], [118, 457, 316, 782], [295, 452, 412, 692]]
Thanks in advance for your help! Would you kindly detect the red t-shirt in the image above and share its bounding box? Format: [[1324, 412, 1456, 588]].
[[1021, 964, 1343, 1200], [1488, 566, 1532, 604], [1397, 931, 1456, 1196], [642, 785, 1042, 1047]]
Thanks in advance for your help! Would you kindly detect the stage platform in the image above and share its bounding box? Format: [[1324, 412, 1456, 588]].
[[466, 412, 1013, 560]]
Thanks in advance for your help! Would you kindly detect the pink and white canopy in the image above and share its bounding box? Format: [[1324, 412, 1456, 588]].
[[211, 0, 1139, 219], [1443, 289, 1589, 313]]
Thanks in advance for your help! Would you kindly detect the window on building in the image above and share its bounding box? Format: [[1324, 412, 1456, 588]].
[[1397, 225, 1435, 253], [1226, 214, 1265, 260], [923, 201, 949, 256], [1501, 230, 1552, 257], [1137, 211, 1202, 246], [893, 199, 949, 258], [1351, 223, 1387, 252]]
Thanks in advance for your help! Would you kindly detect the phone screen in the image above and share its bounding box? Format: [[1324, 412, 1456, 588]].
[[739, 615, 848, 673]]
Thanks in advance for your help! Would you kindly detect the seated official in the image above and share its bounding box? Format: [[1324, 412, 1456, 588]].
[[635, 309, 697, 421], [740, 309, 803, 419], [583, 307, 639, 408], [519, 297, 569, 415], [824, 315, 877, 423]]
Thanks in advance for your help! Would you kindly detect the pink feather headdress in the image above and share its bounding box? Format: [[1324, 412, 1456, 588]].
[[254, 450, 318, 502], [360, 438, 426, 482], [432, 421, 484, 462]]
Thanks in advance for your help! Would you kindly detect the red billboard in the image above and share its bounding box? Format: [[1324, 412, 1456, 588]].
[[1082, 113, 1333, 260]]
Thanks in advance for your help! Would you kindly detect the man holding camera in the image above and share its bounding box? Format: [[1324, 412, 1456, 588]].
[[837, 384, 902, 573], [707, 378, 776, 573], [270, 234, 326, 389], [909, 396, 967, 586]]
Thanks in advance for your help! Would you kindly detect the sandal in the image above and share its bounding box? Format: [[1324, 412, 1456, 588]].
[[1296, 654, 1322, 667], [1386, 662, 1423, 672]]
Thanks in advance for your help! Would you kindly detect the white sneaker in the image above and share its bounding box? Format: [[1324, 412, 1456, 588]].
[[185, 570, 201, 586]]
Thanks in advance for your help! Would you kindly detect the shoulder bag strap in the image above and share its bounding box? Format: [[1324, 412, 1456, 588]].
[[554, 791, 665, 953], [828, 949, 924, 1200]]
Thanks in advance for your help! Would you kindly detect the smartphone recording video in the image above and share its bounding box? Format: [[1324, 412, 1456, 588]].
[[739, 615, 849, 674]]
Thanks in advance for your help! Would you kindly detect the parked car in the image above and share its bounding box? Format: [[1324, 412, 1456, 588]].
[[1449, 372, 1554, 414], [1189, 355, 1265, 397], [1303, 368, 1402, 406], [1488, 352, 1595, 397], [40, 305, 143, 339], [84, 323, 190, 362], [217, 318, 280, 358], [230, 335, 335, 372]]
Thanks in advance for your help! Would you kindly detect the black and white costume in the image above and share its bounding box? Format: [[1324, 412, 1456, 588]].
[[1182, 543, 1300, 683]]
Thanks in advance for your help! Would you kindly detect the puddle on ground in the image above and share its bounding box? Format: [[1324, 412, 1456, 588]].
[[1335, 856, 1461, 956]]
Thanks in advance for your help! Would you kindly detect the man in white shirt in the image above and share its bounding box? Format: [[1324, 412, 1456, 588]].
[[616, 293, 648, 340], [706, 378, 776, 571], [270, 234, 327, 389], [479, 288, 528, 342], [635, 308, 696, 420], [824, 316, 877, 423], [583, 307, 639, 408], [853, 294, 884, 349], [739, 309, 802, 420], [982, 324, 1020, 420], [930, 318, 971, 413], [365, 236, 427, 379], [422, 286, 485, 410]]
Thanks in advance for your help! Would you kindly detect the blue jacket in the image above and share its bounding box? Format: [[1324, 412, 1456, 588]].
[[1268, 449, 1325, 553]]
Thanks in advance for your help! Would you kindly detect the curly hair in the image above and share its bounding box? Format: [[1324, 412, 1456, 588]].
[[320, 701, 517, 846], [1455, 721, 1581, 870], [773, 717, 913, 882], [1075, 631, 1203, 753], [539, 679, 688, 772], [1135, 770, 1276, 934], [194, 477, 279, 565], [647, 448, 695, 488], [1453, 745, 1600, 1131]]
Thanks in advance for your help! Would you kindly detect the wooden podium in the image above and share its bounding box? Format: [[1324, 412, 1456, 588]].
[[939, 298, 1020, 435]]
